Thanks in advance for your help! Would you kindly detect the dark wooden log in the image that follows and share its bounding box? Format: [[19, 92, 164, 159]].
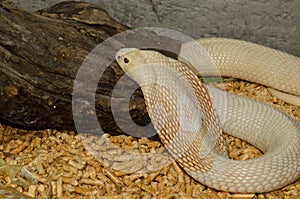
[[0, 0, 181, 137]]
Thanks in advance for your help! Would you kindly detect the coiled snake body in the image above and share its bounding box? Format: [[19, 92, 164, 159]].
[[115, 38, 300, 193]]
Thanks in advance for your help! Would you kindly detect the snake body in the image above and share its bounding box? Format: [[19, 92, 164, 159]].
[[180, 38, 300, 106], [115, 38, 300, 193]]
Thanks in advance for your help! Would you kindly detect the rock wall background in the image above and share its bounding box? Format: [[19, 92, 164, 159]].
[[13, 0, 300, 56]]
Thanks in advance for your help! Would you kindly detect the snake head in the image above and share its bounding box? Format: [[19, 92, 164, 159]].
[[116, 48, 162, 86], [116, 48, 140, 72]]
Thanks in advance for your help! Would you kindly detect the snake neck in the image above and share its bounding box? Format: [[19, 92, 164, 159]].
[[140, 63, 227, 173]]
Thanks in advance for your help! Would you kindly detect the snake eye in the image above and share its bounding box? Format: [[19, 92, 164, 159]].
[[124, 57, 129, 64]]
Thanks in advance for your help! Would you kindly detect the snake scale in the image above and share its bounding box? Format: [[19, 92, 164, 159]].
[[115, 38, 300, 193]]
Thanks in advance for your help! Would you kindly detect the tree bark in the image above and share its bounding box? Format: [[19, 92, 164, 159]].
[[0, 0, 181, 137]]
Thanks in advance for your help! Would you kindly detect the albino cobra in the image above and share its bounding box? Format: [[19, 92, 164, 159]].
[[115, 38, 300, 193]]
